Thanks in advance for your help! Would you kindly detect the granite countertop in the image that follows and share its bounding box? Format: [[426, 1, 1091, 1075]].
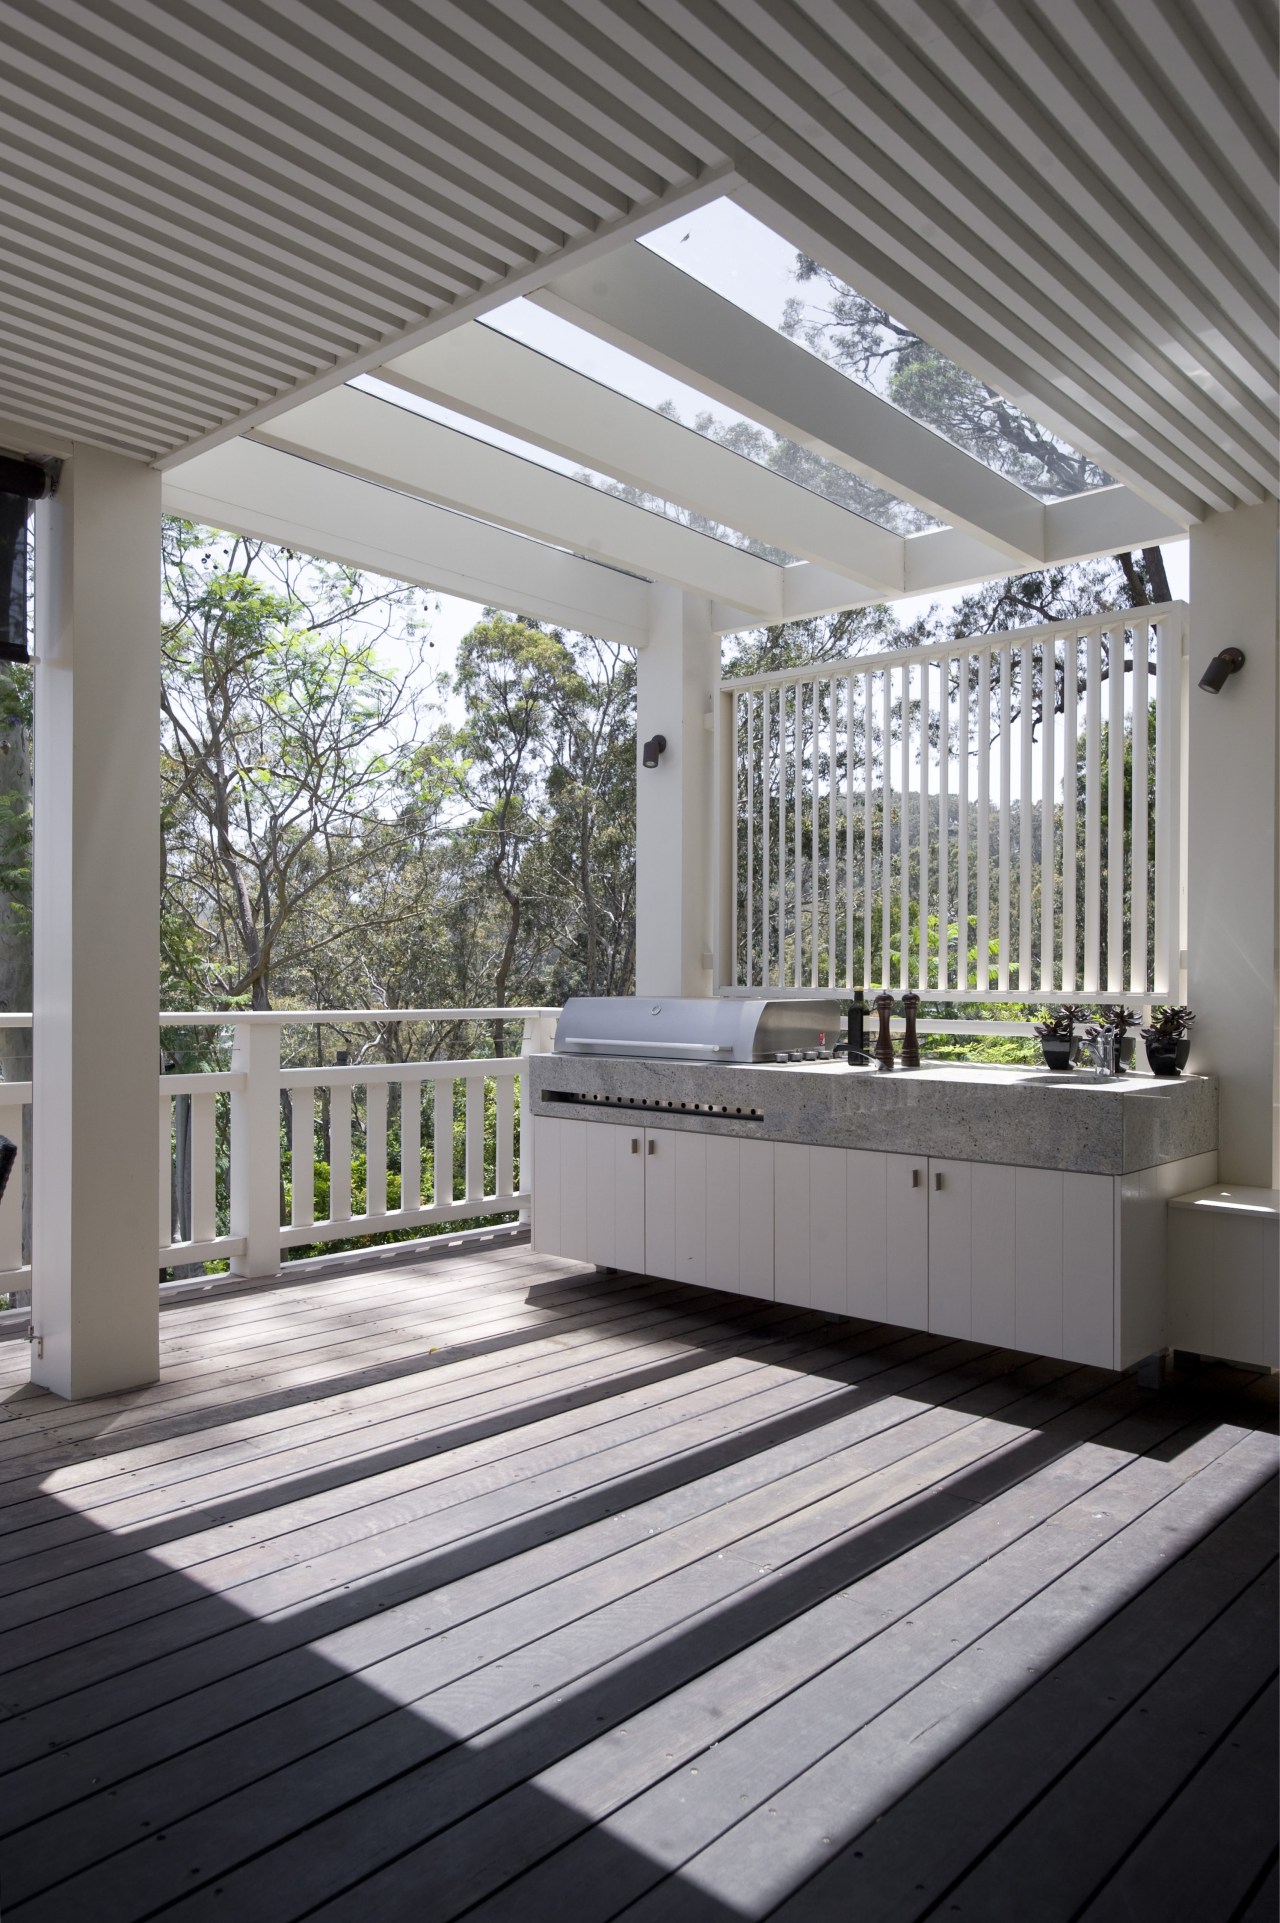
[[529, 1055, 1218, 1175]]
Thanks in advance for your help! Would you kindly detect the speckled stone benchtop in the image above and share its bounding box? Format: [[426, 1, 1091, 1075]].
[[529, 1056, 1218, 1176]]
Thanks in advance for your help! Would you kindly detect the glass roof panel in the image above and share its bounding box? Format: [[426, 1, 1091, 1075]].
[[353, 376, 792, 563], [640, 201, 1114, 502], [480, 299, 933, 534]]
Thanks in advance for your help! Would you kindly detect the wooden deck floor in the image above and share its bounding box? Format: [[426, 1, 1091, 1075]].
[[0, 1239, 1274, 1922]]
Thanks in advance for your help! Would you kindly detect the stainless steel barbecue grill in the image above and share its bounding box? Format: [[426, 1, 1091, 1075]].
[[553, 997, 843, 1063]]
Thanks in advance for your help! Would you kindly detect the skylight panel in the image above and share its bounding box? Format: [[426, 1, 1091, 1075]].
[[641, 201, 1113, 502], [352, 376, 793, 563], [480, 298, 929, 535]]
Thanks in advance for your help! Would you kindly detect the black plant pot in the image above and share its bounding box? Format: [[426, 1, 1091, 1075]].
[[1040, 1038, 1073, 1071], [1145, 1036, 1191, 1078]]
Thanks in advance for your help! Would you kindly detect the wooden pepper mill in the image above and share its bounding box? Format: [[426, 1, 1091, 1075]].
[[900, 990, 921, 1069], [873, 990, 895, 1070]]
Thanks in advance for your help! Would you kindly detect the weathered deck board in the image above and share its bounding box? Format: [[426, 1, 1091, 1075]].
[[0, 1243, 1272, 1922]]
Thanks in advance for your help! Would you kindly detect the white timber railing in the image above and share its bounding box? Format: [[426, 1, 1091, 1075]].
[[0, 1008, 560, 1288], [715, 602, 1188, 1004]]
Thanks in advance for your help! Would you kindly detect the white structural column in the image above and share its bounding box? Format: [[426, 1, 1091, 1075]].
[[636, 586, 717, 998], [1187, 500, 1280, 1186], [32, 447, 162, 1397]]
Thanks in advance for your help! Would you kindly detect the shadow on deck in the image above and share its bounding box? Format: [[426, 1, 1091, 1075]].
[[0, 1241, 1274, 1921]]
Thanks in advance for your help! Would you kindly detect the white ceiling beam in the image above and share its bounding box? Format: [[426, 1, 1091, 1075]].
[[379, 322, 906, 591], [534, 243, 1047, 563], [160, 439, 653, 649], [251, 385, 784, 616]]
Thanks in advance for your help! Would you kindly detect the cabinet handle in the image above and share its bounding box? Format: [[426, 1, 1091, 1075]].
[[647, 1139, 656, 1156], [934, 1171, 944, 1191], [911, 1168, 921, 1188], [630, 1137, 640, 1154]]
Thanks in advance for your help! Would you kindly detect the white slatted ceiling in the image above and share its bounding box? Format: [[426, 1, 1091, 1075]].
[[0, 0, 1272, 527]]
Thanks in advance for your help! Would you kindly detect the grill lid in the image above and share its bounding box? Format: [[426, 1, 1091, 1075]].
[[553, 997, 842, 1063]]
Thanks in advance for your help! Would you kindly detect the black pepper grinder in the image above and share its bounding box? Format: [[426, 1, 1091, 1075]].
[[847, 989, 868, 1065], [873, 991, 895, 1071], [900, 991, 921, 1069]]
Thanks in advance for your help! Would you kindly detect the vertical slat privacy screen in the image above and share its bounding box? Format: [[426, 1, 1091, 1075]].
[[717, 604, 1186, 1000]]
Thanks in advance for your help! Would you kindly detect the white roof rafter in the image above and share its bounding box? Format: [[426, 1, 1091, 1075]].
[[251, 384, 788, 616], [379, 322, 907, 590], [534, 243, 1050, 561]]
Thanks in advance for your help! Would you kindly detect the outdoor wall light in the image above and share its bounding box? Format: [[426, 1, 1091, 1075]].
[[1198, 647, 1246, 693], [642, 733, 667, 768]]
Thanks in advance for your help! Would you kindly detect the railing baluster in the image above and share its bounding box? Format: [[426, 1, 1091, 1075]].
[[1040, 638, 1056, 992], [881, 666, 892, 989], [1062, 630, 1080, 991], [857, 672, 869, 992], [957, 652, 970, 991], [496, 1068, 515, 1198], [1019, 644, 1034, 991], [400, 1075, 421, 1211], [364, 1079, 388, 1218], [899, 662, 911, 991], [998, 646, 1012, 992], [1107, 624, 1127, 993], [433, 1073, 453, 1207], [763, 688, 772, 987], [290, 1088, 314, 1228], [1153, 614, 1182, 995], [465, 1073, 485, 1202], [159, 1089, 173, 1249], [793, 680, 804, 989], [934, 657, 941, 992], [1084, 625, 1103, 992], [918, 660, 930, 990], [827, 677, 837, 989], [329, 1083, 352, 1223], [189, 1091, 216, 1244], [1131, 619, 1151, 994], [745, 690, 755, 989], [976, 648, 991, 990], [0, 1098, 21, 1273]]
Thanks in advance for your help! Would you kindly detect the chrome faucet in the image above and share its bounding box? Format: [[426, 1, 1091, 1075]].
[[1077, 1027, 1115, 1078]]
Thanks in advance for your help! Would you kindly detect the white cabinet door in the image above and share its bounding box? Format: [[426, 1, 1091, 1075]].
[[886, 1151, 929, 1329], [1062, 1171, 1115, 1367], [1013, 1167, 1064, 1357], [809, 1145, 848, 1314], [971, 1162, 1017, 1345], [738, 1138, 775, 1299], [846, 1149, 888, 1321], [614, 1125, 646, 1274], [927, 1158, 973, 1339], [774, 1141, 812, 1307], [585, 1120, 618, 1267], [643, 1126, 677, 1281], [531, 1114, 563, 1256], [673, 1128, 708, 1288]]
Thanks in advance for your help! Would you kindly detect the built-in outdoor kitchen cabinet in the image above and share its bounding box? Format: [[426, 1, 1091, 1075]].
[[534, 1115, 1211, 1371], [533, 1116, 775, 1299], [925, 1159, 1115, 1367]]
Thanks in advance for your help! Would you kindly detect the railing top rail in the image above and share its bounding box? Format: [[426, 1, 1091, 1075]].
[[156, 1007, 560, 1027], [719, 599, 1188, 695]]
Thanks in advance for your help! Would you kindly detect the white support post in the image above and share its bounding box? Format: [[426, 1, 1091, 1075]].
[[32, 447, 162, 1399], [1187, 503, 1280, 1186], [636, 584, 717, 997], [228, 1020, 282, 1278]]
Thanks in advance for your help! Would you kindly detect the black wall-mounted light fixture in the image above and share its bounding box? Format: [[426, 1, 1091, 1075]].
[[642, 733, 667, 769], [0, 453, 56, 668], [1198, 646, 1246, 694]]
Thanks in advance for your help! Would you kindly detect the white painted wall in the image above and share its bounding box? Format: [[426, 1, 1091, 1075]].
[[635, 585, 716, 997], [1187, 500, 1280, 1187], [32, 447, 161, 1398]]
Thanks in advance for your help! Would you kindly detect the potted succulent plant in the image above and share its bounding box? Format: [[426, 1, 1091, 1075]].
[[1141, 1005, 1195, 1077], [1033, 1004, 1091, 1071], [1098, 1004, 1143, 1072]]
